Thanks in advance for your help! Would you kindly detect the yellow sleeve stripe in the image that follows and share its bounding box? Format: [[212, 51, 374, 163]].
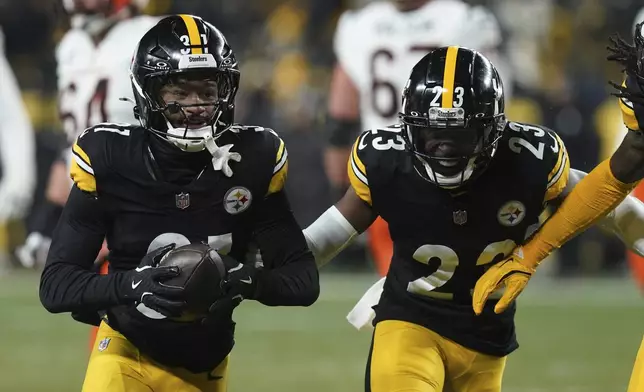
[[546, 133, 566, 186], [544, 153, 569, 201], [274, 138, 287, 174], [544, 134, 570, 201], [347, 137, 372, 205], [70, 159, 97, 193], [179, 14, 203, 54], [350, 136, 368, 185], [267, 160, 288, 195], [72, 143, 94, 175], [619, 97, 639, 131]]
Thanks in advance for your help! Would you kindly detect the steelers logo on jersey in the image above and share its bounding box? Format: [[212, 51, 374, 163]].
[[497, 201, 526, 227], [224, 187, 252, 214]]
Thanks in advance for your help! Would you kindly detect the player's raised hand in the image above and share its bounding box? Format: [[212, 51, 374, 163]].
[[608, 22, 644, 131], [472, 247, 536, 315]]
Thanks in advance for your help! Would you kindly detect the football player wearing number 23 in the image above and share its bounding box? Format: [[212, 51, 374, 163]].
[[472, 24, 644, 392], [302, 46, 644, 391], [325, 0, 509, 278], [38, 14, 319, 392]]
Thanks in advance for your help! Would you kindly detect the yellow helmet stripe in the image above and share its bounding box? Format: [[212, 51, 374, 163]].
[[179, 14, 203, 54], [441, 46, 459, 108]]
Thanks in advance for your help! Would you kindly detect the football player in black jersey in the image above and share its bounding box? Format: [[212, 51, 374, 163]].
[[39, 14, 319, 392], [300, 46, 644, 391]]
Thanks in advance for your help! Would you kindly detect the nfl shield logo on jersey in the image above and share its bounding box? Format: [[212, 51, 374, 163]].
[[98, 337, 111, 352], [175, 192, 190, 210], [453, 210, 467, 225]]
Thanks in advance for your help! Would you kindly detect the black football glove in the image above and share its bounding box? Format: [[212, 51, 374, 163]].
[[608, 22, 644, 130], [119, 243, 187, 318], [203, 255, 258, 325]]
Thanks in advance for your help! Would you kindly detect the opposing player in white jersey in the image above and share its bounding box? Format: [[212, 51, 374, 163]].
[[324, 0, 510, 277], [16, 0, 158, 269], [0, 28, 36, 272]]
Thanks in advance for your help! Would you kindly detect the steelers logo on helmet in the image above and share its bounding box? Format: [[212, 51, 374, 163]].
[[130, 14, 240, 153], [497, 200, 526, 227], [399, 46, 506, 189], [224, 186, 252, 214]]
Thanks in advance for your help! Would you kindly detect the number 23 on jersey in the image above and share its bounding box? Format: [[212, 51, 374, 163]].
[[407, 239, 516, 300]]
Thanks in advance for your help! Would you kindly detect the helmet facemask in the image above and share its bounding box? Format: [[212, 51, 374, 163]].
[[132, 68, 239, 152], [401, 108, 505, 189]]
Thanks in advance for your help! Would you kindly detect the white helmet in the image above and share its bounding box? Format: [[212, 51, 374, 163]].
[[62, 0, 149, 15], [62, 0, 150, 34]]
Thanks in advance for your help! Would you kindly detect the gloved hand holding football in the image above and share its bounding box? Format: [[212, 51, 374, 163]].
[[155, 243, 228, 321]]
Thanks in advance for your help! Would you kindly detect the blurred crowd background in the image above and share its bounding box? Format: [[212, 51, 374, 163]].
[[0, 0, 643, 277]]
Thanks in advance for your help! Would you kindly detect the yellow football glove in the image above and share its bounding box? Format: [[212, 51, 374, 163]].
[[472, 247, 537, 315]]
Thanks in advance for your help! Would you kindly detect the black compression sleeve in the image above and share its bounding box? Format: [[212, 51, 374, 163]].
[[252, 190, 320, 306], [327, 116, 361, 147], [39, 186, 126, 314]]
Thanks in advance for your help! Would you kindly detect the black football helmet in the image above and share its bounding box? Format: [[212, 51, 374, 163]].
[[400, 46, 506, 189], [130, 14, 240, 152]]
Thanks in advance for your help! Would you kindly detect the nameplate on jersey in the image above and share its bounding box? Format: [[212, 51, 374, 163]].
[[428, 108, 465, 127], [178, 54, 218, 69]]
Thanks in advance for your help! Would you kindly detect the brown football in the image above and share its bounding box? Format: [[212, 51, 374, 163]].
[[157, 243, 227, 320]]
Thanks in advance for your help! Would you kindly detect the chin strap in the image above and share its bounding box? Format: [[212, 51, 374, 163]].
[[204, 134, 241, 178]]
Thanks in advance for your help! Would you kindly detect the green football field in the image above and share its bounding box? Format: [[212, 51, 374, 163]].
[[1, 270, 642, 392]]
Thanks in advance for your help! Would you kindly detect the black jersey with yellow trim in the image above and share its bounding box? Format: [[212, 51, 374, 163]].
[[71, 123, 288, 271], [69, 123, 290, 368], [348, 121, 569, 357]]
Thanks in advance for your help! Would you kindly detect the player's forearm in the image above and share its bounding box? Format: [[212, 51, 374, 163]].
[[565, 168, 644, 256], [254, 252, 319, 306], [522, 159, 638, 266], [39, 261, 125, 313], [253, 191, 320, 306], [597, 192, 644, 257], [327, 116, 361, 148], [39, 186, 123, 313], [303, 205, 359, 267]]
